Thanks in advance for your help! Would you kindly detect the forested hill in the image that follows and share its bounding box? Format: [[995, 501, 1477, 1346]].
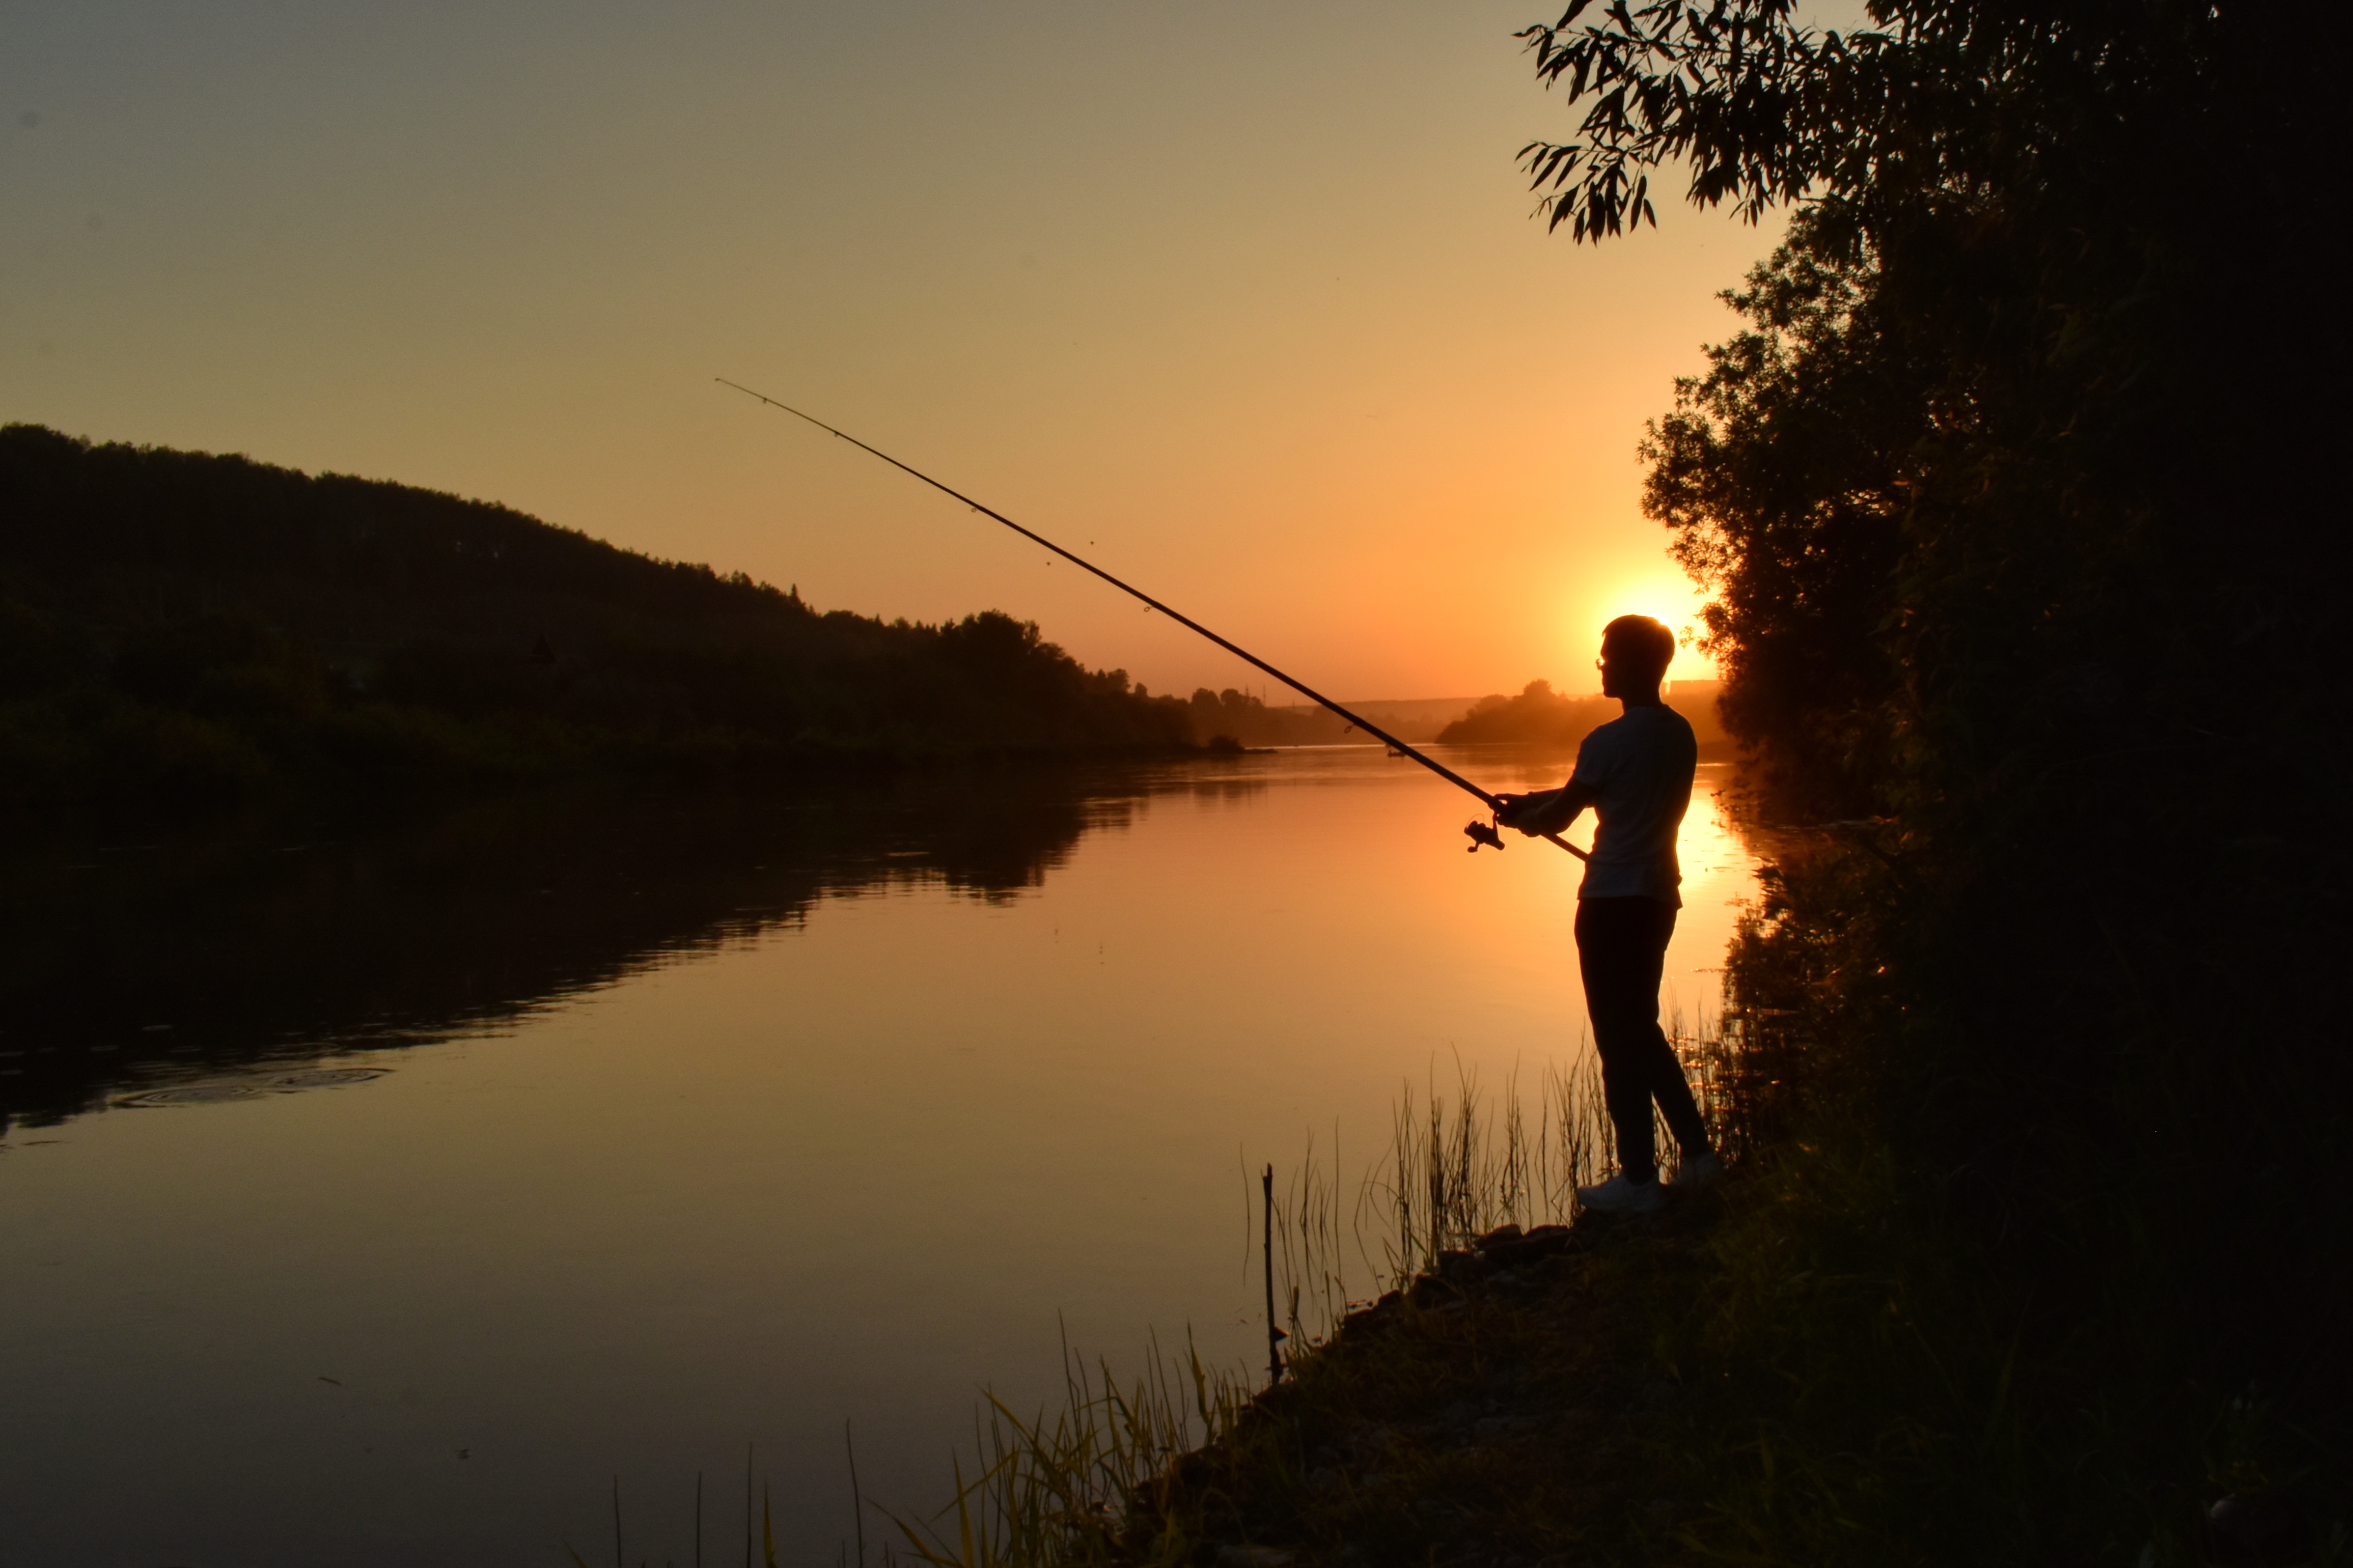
[[0, 425, 1192, 804]]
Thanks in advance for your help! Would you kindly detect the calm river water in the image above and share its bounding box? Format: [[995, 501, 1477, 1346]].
[[0, 745, 1759, 1567]]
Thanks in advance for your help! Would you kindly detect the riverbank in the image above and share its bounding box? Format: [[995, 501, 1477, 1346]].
[[1137, 1202, 1726, 1567], [1204, 1031, 2341, 1568], [993, 1152, 2344, 1568], [892, 1172, 1750, 1568], [1150, 1123, 2344, 1568]]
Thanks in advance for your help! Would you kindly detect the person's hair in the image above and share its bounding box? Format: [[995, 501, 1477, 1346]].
[[1601, 614, 1676, 685]]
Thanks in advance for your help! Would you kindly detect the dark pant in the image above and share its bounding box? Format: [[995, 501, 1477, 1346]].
[[1576, 895, 1709, 1184]]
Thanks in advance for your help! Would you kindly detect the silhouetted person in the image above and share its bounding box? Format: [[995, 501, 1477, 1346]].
[[1498, 615, 1720, 1213]]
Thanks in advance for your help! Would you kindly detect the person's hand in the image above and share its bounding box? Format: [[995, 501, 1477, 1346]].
[[1493, 792, 1540, 833]]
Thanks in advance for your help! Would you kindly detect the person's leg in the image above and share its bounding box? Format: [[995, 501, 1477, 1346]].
[[1577, 898, 1663, 1183], [1576, 897, 1707, 1184], [1627, 900, 1710, 1161]]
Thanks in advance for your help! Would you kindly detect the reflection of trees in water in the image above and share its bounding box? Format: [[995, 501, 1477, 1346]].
[[0, 767, 1176, 1131]]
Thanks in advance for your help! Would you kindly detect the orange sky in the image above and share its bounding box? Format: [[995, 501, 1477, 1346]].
[[0, 1, 1826, 701]]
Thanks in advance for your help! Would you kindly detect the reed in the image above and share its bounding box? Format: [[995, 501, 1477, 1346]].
[[882, 1330, 1253, 1568], [1311, 1010, 1732, 1340], [1365, 1055, 1609, 1289]]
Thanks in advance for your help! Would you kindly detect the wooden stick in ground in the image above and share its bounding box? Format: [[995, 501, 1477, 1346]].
[[846, 1419, 867, 1568], [1262, 1164, 1283, 1386]]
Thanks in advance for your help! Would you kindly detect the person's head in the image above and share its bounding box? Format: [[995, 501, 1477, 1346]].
[[1598, 615, 1675, 700]]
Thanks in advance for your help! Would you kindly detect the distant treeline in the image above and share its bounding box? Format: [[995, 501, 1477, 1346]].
[[1164, 681, 1740, 752], [0, 426, 1196, 805], [1179, 689, 1515, 748], [1436, 678, 1730, 754], [1172, 687, 1358, 747]]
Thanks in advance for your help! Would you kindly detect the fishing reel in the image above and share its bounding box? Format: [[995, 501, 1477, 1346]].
[[1464, 817, 1506, 853]]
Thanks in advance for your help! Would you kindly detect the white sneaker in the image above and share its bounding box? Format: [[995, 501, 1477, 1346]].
[[1672, 1151, 1725, 1190], [1576, 1174, 1667, 1214]]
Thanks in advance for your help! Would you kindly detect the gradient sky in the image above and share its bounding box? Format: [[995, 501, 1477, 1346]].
[[0, 1, 1822, 701]]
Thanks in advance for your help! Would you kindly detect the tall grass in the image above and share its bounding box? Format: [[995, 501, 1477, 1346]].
[[1268, 1007, 1738, 1348], [885, 1331, 1254, 1568], [1366, 1054, 1610, 1290]]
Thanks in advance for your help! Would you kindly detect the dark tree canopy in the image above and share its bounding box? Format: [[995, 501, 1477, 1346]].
[[1513, 1, 2350, 1557], [1516, 0, 2345, 824], [1518, 0, 2315, 245]]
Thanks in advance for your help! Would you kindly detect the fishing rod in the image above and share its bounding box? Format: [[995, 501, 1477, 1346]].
[[717, 377, 1586, 862]]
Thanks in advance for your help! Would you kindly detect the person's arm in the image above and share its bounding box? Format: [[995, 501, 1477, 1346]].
[[1494, 777, 1599, 837]]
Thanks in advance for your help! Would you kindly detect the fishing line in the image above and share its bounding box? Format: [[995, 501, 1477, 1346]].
[[717, 377, 1586, 860]]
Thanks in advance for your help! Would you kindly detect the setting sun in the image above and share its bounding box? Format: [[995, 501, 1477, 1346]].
[[1553, 573, 1719, 691]]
